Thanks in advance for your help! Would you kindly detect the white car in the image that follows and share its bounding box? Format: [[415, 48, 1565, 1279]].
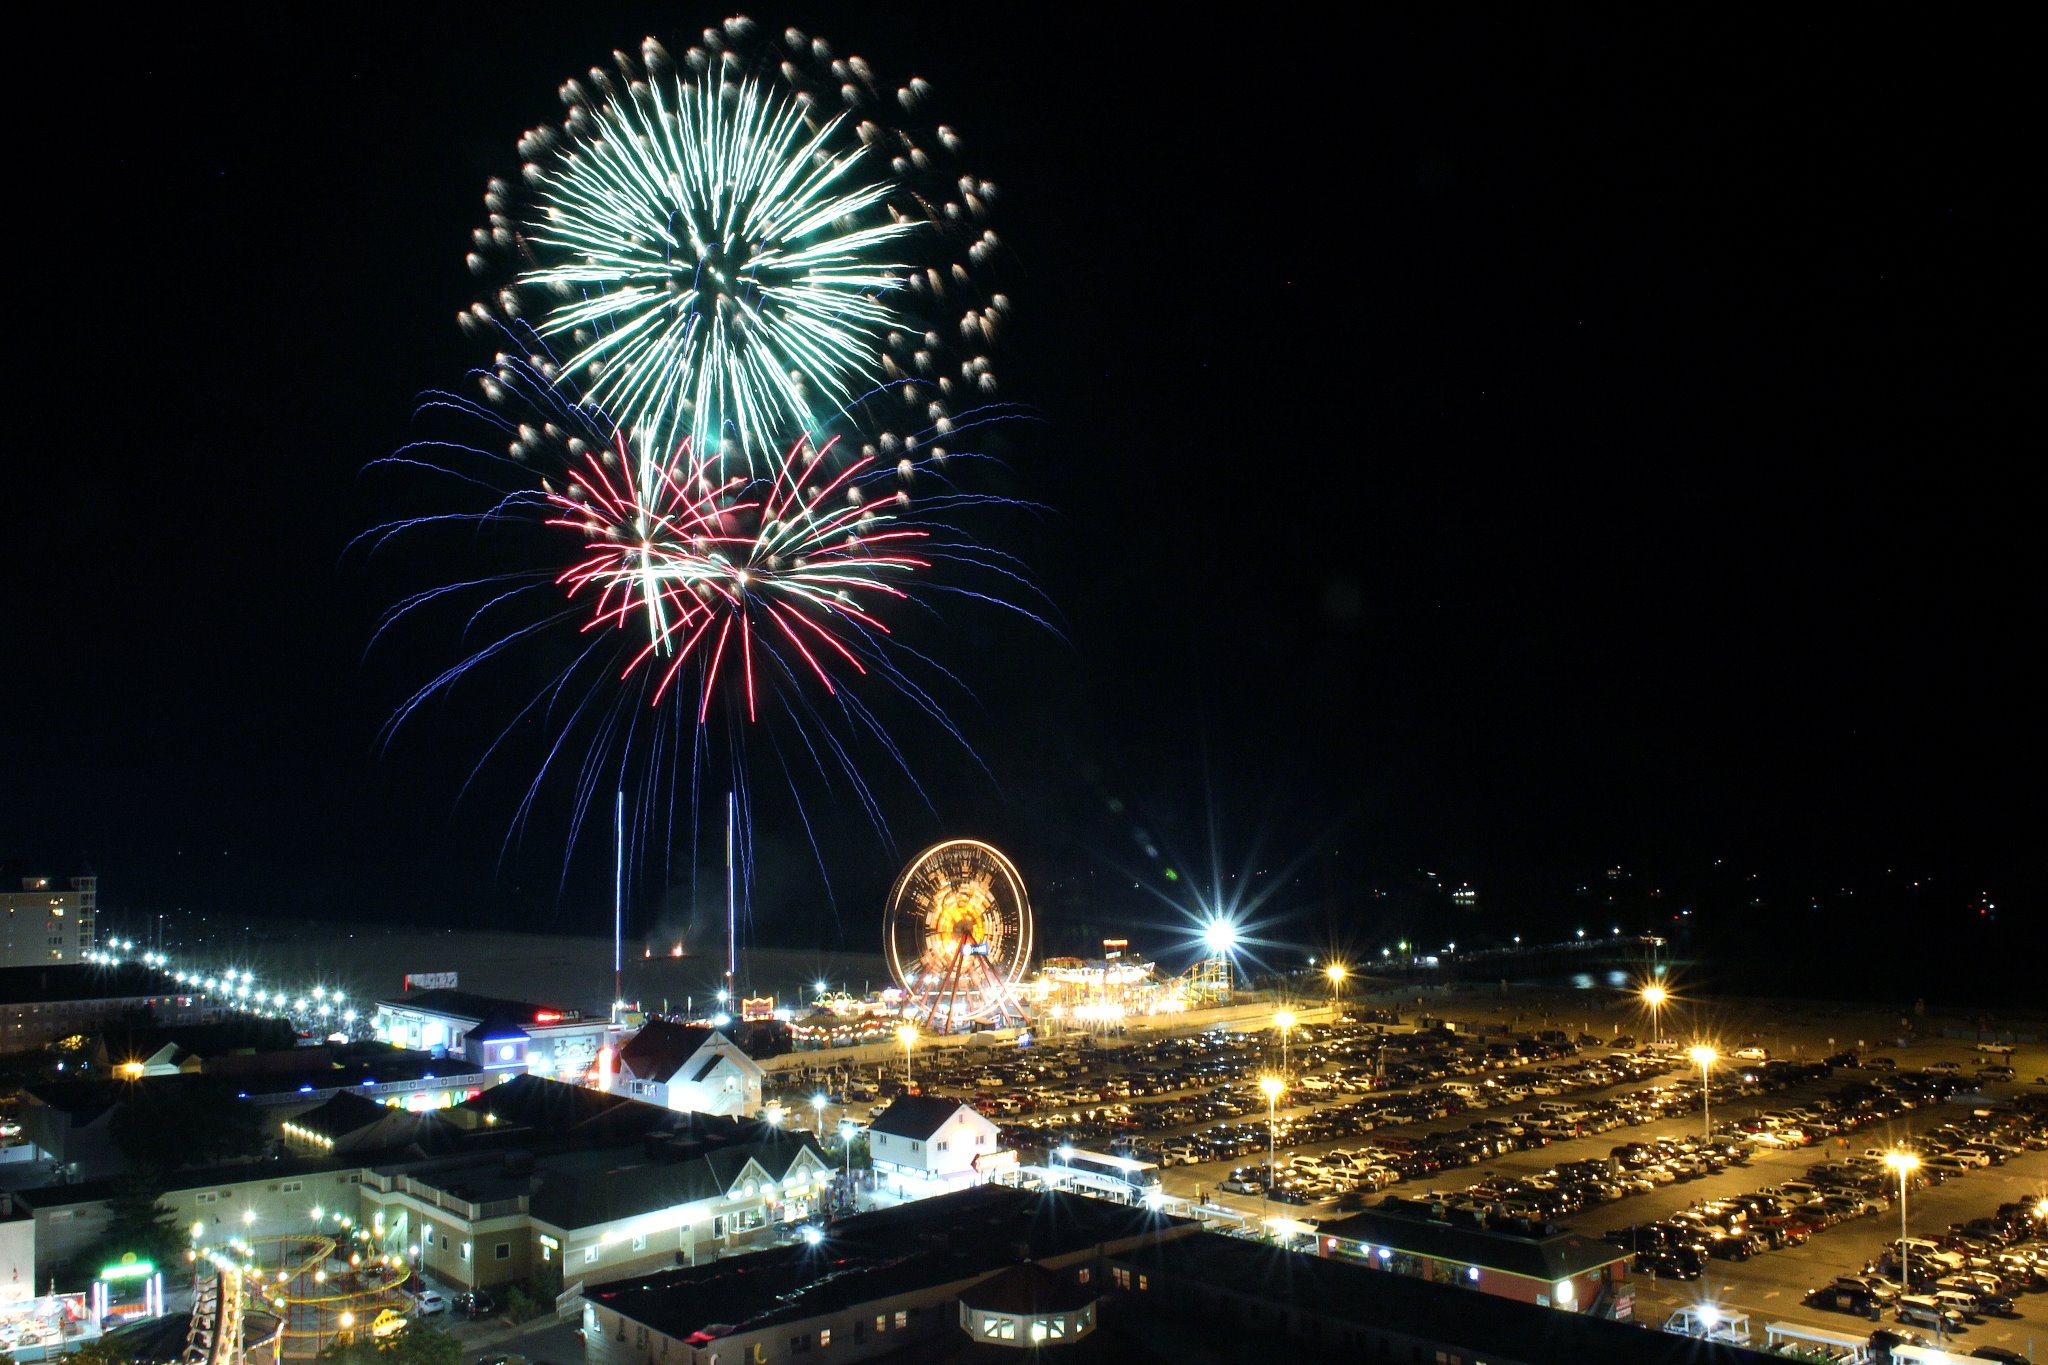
[[1732, 1047, 1768, 1061], [410, 1292, 449, 1317]]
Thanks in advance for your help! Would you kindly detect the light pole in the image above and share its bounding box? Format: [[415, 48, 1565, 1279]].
[[811, 1092, 829, 1135], [1688, 1045, 1717, 1143], [1325, 964, 1347, 1014], [1885, 1150, 1920, 1290], [1274, 1009, 1297, 1082], [1258, 1075, 1284, 1237], [1641, 984, 1667, 1044], [896, 1024, 918, 1091]]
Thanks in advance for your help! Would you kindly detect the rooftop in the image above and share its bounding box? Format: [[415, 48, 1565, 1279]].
[[618, 1020, 718, 1083], [589, 1185, 1190, 1344], [1319, 1199, 1626, 1280], [375, 987, 585, 1028], [868, 1095, 971, 1141], [0, 962, 190, 1007], [1112, 1233, 1775, 1365]]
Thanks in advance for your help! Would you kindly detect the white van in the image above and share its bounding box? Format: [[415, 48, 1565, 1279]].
[[1443, 1081, 1478, 1098], [1536, 1100, 1576, 1116]]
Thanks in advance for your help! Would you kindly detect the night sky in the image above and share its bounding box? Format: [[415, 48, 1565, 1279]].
[[7, 13, 2030, 979]]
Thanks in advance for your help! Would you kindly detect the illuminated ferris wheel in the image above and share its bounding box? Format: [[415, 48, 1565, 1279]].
[[885, 839, 1034, 1031]]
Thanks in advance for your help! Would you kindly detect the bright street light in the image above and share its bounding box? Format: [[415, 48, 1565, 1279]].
[[1201, 918, 1238, 955], [1885, 1150, 1920, 1289], [896, 1024, 918, 1089], [1274, 1009, 1297, 1081], [1687, 1045, 1717, 1141], [1641, 984, 1668, 1043]]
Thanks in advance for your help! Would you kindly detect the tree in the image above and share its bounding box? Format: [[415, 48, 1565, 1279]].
[[111, 1082, 266, 1168], [97, 1173, 182, 1268], [320, 1322, 461, 1365]]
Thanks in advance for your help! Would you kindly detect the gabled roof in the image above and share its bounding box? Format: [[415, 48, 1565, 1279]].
[[294, 1089, 396, 1141], [466, 1012, 533, 1043], [618, 1020, 717, 1083], [867, 1094, 972, 1141], [523, 1131, 829, 1231]]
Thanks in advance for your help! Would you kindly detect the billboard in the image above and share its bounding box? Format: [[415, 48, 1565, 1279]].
[[403, 972, 459, 991]]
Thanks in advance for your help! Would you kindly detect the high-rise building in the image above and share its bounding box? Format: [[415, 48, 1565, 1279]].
[[1, 874, 96, 967]]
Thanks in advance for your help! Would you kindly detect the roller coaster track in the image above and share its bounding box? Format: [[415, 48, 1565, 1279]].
[[180, 1265, 244, 1365]]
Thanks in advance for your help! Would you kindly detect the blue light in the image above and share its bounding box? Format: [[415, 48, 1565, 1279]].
[[299, 1085, 314, 1093]]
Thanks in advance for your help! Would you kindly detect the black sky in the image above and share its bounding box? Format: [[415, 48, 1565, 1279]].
[[6, 11, 2032, 966]]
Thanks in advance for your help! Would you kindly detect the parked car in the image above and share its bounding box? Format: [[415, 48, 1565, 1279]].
[[410, 1291, 449, 1317]]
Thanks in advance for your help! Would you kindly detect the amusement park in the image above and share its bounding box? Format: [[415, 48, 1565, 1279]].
[[807, 838, 1247, 1045]]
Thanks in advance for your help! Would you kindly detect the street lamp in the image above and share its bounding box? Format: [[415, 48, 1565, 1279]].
[[1885, 1150, 1920, 1289], [1641, 984, 1668, 1043], [811, 1093, 828, 1136], [1274, 1009, 1297, 1082], [1325, 964, 1347, 1012], [1258, 1075, 1285, 1236], [896, 1024, 918, 1090], [1687, 1045, 1717, 1142]]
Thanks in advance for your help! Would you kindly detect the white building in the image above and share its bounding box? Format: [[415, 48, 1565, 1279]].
[[372, 988, 610, 1085], [866, 1096, 1006, 1194], [1, 874, 95, 968], [613, 1020, 764, 1118]]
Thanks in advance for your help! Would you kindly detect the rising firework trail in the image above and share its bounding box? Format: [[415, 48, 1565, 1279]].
[[465, 15, 1008, 473]]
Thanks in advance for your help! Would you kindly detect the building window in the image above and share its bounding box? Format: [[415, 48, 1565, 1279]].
[[630, 1234, 648, 1252], [894, 1311, 908, 1330], [1112, 1268, 1131, 1290], [981, 1317, 1015, 1341], [583, 1246, 599, 1265], [874, 1315, 887, 1334], [197, 1193, 218, 1205], [280, 1181, 303, 1193], [1076, 1268, 1090, 1285], [495, 1243, 511, 1260], [937, 1140, 948, 1152], [461, 1243, 472, 1262], [818, 1329, 830, 1347]]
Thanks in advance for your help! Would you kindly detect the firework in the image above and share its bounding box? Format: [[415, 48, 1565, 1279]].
[[466, 15, 1007, 470], [550, 429, 926, 724], [363, 349, 1047, 866]]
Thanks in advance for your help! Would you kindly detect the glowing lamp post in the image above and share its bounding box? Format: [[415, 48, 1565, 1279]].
[[1641, 984, 1667, 1043], [1885, 1150, 1920, 1289], [1274, 1009, 1297, 1082], [1325, 963, 1347, 1012], [1258, 1074, 1285, 1235], [896, 1024, 918, 1091], [1687, 1045, 1717, 1142]]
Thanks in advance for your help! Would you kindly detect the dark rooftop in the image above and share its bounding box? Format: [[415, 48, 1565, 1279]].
[[1319, 1200, 1626, 1280], [868, 1094, 969, 1142], [618, 1019, 716, 1083], [957, 1262, 1095, 1316], [0, 962, 190, 1007], [1111, 1233, 1777, 1365], [375, 987, 582, 1027], [589, 1185, 1190, 1345]]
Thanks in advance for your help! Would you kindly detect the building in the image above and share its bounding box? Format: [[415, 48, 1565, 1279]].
[[19, 1078, 832, 1292], [1317, 1197, 1631, 1316], [581, 1186, 1184, 1365], [612, 1021, 764, 1117], [864, 1096, 1006, 1194], [1104, 1228, 1771, 1365], [0, 963, 218, 1051], [0, 874, 96, 968], [373, 988, 611, 1084]]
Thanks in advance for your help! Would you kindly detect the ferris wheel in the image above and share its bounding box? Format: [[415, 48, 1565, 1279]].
[[885, 839, 1034, 1031]]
